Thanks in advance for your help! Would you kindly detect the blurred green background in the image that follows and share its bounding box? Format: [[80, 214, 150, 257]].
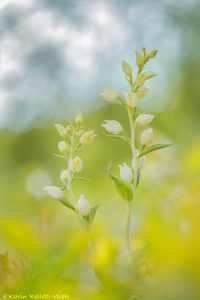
[[0, 0, 200, 299]]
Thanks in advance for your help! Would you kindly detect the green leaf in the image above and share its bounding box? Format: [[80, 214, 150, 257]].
[[59, 198, 75, 211], [136, 171, 140, 188], [73, 177, 90, 182], [110, 175, 133, 202], [139, 144, 172, 158], [108, 164, 133, 202], [54, 153, 65, 159], [106, 134, 128, 143], [88, 205, 99, 225]]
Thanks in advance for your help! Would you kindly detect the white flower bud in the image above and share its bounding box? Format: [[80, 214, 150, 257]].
[[58, 141, 68, 153], [136, 86, 149, 99], [125, 91, 138, 108], [77, 194, 90, 216], [135, 50, 144, 67], [135, 73, 146, 86], [119, 163, 133, 182], [80, 130, 97, 145], [149, 49, 158, 58], [135, 114, 154, 126], [102, 120, 123, 135], [140, 128, 153, 146], [54, 124, 67, 137], [138, 156, 146, 170], [60, 170, 69, 186], [75, 110, 83, 125], [122, 60, 132, 76], [43, 186, 64, 200], [135, 72, 157, 87], [69, 156, 83, 173], [100, 87, 119, 102]]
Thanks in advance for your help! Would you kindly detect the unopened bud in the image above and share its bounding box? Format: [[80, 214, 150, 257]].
[[60, 170, 69, 186], [102, 120, 123, 135], [58, 141, 68, 153], [100, 87, 119, 102], [77, 194, 90, 216], [149, 49, 158, 58], [125, 91, 138, 108], [140, 128, 153, 146], [119, 163, 133, 182], [135, 50, 144, 67], [80, 130, 97, 145], [122, 60, 132, 76], [43, 186, 64, 200], [54, 124, 67, 137], [135, 114, 154, 126], [75, 110, 83, 125]]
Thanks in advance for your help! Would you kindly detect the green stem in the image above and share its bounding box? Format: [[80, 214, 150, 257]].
[[126, 201, 132, 256], [66, 130, 82, 225], [127, 108, 138, 189], [126, 107, 139, 256]]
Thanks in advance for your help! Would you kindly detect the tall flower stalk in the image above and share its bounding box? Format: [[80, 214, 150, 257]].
[[101, 48, 171, 256], [43, 111, 98, 229]]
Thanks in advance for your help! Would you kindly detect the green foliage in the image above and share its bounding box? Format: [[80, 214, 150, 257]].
[[139, 144, 172, 157], [109, 172, 133, 202]]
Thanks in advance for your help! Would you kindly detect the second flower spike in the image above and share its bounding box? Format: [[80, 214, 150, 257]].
[[102, 120, 123, 134]]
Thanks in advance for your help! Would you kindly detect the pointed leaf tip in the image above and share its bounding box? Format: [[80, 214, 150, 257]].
[[139, 143, 172, 157]]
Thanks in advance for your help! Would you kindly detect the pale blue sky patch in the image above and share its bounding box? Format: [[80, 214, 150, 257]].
[[0, 0, 193, 130]]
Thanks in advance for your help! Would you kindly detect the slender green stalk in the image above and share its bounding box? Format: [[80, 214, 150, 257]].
[[66, 129, 82, 225], [127, 107, 138, 189], [67, 130, 74, 191], [126, 201, 132, 256], [101, 48, 160, 259], [126, 107, 139, 256]]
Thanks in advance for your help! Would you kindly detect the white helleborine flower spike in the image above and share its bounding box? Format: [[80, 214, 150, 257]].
[[102, 120, 123, 135], [135, 114, 154, 126], [69, 156, 83, 173], [54, 124, 67, 137], [122, 60, 132, 76], [60, 170, 69, 186], [119, 163, 133, 182], [77, 194, 90, 216], [80, 130, 97, 145], [58, 141, 68, 153], [125, 91, 138, 108], [100, 87, 119, 102], [140, 128, 154, 146], [43, 186, 64, 200]]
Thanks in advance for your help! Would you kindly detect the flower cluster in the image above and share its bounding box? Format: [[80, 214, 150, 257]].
[[43, 111, 98, 226], [101, 48, 171, 254], [42, 48, 171, 256]]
